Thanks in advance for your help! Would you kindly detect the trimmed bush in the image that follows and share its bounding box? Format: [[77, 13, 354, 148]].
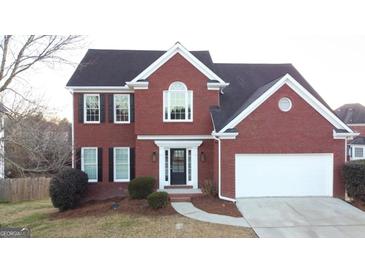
[[343, 160, 365, 199], [147, 191, 169, 209], [49, 167, 88, 211], [128, 176, 155, 199]]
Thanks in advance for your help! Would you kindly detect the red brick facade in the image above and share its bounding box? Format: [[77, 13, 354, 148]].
[[73, 53, 347, 199], [350, 125, 365, 136], [219, 84, 346, 198]]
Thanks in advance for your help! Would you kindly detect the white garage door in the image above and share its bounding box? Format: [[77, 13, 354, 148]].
[[235, 154, 333, 198]]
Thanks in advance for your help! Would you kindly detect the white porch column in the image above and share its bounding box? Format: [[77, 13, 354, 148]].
[[191, 147, 198, 189], [158, 146, 166, 189]]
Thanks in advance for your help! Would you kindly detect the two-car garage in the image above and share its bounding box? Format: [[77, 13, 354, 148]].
[[235, 154, 334, 198]]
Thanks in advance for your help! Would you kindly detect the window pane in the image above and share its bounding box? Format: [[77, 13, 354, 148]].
[[188, 150, 192, 181], [165, 150, 169, 182], [85, 95, 100, 122], [355, 147, 364, 158], [82, 148, 97, 181], [169, 92, 186, 120], [114, 95, 129, 122], [114, 148, 129, 180]]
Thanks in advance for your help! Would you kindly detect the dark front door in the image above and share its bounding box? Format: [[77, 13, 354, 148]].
[[170, 148, 186, 185]]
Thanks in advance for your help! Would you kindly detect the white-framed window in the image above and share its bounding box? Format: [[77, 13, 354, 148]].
[[187, 149, 192, 182], [81, 147, 98, 183], [84, 94, 100, 123], [163, 81, 193, 122], [114, 147, 130, 182], [114, 94, 130, 123], [352, 146, 365, 159], [278, 97, 292, 112]]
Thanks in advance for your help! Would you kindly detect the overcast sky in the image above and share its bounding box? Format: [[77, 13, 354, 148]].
[[3, 0, 365, 121]]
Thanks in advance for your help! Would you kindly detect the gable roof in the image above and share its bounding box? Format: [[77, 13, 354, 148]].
[[210, 63, 332, 132], [213, 73, 353, 133], [351, 136, 365, 145], [66, 48, 216, 87], [335, 103, 365, 124]]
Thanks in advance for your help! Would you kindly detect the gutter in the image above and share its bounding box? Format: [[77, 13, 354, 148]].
[[212, 134, 236, 203]]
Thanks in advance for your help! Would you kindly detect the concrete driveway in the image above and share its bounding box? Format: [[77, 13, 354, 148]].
[[236, 197, 365, 238]]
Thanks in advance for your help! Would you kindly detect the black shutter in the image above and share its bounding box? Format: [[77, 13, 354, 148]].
[[75, 148, 81, 169], [98, 148, 103, 182], [130, 147, 135, 180], [100, 94, 105, 123], [130, 94, 135, 122], [108, 94, 114, 123], [78, 94, 84, 123], [109, 147, 114, 182]]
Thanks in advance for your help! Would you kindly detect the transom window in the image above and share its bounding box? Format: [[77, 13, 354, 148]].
[[163, 81, 193, 122], [114, 94, 130, 123], [84, 94, 100, 123], [114, 147, 130, 182], [81, 147, 98, 183]]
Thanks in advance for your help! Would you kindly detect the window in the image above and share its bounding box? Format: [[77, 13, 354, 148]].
[[84, 94, 100, 123], [354, 147, 364, 158], [165, 150, 169, 182], [114, 148, 130, 182], [187, 149, 192, 182], [163, 81, 193, 122], [278, 97, 292, 112], [114, 94, 130, 123], [81, 148, 98, 183]]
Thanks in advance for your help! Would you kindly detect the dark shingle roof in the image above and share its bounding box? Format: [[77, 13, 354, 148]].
[[67, 48, 336, 132], [67, 49, 215, 87], [351, 136, 365, 145], [335, 103, 365, 124]]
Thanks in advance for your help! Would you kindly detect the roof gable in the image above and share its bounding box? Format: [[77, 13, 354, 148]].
[[127, 42, 227, 86], [217, 74, 353, 134]]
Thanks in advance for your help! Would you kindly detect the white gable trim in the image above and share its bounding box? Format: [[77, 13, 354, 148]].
[[219, 73, 354, 134], [129, 42, 228, 86]]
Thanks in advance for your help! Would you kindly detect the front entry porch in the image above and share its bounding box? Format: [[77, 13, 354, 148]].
[[155, 140, 202, 190]]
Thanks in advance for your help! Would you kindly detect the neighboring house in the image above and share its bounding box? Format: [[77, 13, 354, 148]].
[[66, 42, 357, 201], [335, 103, 365, 160]]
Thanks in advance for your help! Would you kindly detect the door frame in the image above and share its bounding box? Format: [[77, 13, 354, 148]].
[[154, 140, 202, 189]]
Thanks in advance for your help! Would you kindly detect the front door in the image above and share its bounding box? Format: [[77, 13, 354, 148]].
[[170, 148, 186, 185]]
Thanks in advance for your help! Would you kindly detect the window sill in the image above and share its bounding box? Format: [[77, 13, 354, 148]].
[[163, 120, 193, 123], [88, 180, 98, 183], [114, 121, 131, 124], [114, 179, 130, 183], [83, 121, 101, 124]]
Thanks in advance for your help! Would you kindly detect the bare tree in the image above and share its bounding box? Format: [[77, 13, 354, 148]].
[[0, 35, 84, 176]]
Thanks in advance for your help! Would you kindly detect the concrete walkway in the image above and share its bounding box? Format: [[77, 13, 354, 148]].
[[171, 202, 250, 227]]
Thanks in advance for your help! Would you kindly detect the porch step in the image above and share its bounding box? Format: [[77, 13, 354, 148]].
[[164, 185, 193, 189], [158, 188, 203, 202]]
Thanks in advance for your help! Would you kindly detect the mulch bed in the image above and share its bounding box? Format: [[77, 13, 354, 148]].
[[191, 195, 242, 217], [51, 197, 176, 219], [350, 198, 365, 212]]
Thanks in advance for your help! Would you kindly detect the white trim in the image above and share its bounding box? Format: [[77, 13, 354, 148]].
[[348, 123, 365, 126], [126, 81, 149, 90], [113, 147, 130, 182], [113, 94, 131, 124], [218, 74, 354, 134], [71, 93, 75, 168], [81, 147, 98, 183], [333, 129, 359, 139], [67, 86, 132, 92], [154, 140, 202, 189], [212, 131, 238, 139], [83, 94, 100, 124], [278, 97, 292, 112], [129, 42, 227, 86], [138, 135, 213, 140], [207, 82, 229, 90]]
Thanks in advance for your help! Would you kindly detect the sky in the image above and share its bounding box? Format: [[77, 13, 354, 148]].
[[3, 0, 365, 121]]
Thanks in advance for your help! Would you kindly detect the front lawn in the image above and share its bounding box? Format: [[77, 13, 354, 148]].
[[0, 199, 256, 238]]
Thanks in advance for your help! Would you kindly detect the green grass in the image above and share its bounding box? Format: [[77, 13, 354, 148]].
[[0, 199, 256, 238]]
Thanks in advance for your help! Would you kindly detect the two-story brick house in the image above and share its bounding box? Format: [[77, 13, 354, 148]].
[[67, 42, 357, 201]]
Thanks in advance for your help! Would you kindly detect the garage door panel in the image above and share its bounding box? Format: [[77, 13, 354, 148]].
[[235, 154, 333, 198]]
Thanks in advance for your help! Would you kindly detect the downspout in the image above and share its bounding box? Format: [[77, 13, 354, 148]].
[[213, 134, 236, 203]]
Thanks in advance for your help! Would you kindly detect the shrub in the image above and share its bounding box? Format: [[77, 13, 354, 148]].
[[49, 167, 88, 211], [343, 160, 365, 199], [128, 176, 155, 199], [147, 191, 169, 209]]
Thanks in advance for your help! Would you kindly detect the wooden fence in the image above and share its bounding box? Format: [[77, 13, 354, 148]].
[[0, 177, 50, 202]]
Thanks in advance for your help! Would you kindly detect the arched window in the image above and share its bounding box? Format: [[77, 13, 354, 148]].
[[163, 81, 193, 121]]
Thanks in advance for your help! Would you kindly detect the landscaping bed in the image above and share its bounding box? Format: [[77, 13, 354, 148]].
[[53, 197, 176, 219], [191, 195, 242, 217]]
